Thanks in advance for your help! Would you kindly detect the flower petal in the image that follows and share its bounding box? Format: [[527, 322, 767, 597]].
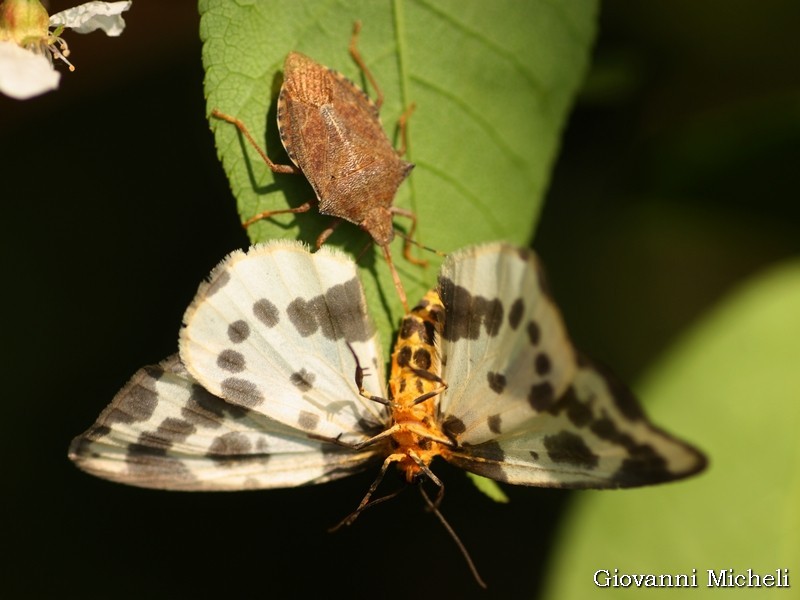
[[0, 41, 60, 99], [49, 1, 132, 37]]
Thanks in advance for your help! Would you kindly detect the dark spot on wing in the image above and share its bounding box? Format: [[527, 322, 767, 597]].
[[547, 386, 593, 428], [127, 443, 167, 459], [183, 385, 222, 427], [487, 371, 506, 394], [588, 360, 646, 421], [183, 384, 248, 427], [205, 270, 230, 297], [217, 349, 246, 373], [534, 257, 554, 299], [527, 320, 541, 346], [84, 425, 111, 441], [125, 450, 197, 482], [590, 416, 637, 451], [528, 381, 555, 410], [442, 416, 466, 440], [286, 278, 372, 342], [138, 418, 196, 451], [290, 369, 315, 391], [451, 441, 508, 482], [508, 298, 524, 330], [535, 352, 551, 376], [488, 414, 502, 434], [253, 298, 279, 328], [228, 320, 250, 343], [530, 450, 539, 460], [220, 378, 263, 407], [142, 364, 166, 380], [298, 410, 320, 431], [544, 431, 598, 469], [105, 378, 159, 424], [438, 277, 504, 341], [209, 432, 253, 458], [612, 446, 671, 485]]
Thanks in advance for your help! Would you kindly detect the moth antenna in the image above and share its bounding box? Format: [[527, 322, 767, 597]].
[[419, 485, 488, 589]]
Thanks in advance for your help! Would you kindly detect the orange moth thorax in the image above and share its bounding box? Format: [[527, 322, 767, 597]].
[[388, 290, 450, 481]]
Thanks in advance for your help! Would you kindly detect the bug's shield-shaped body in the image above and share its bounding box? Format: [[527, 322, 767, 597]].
[[278, 52, 413, 246], [70, 241, 705, 494]]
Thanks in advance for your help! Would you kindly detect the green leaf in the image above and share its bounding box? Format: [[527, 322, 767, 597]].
[[200, 0, 598, 353], [542, 260, 800, 598], [466, 473, 510, 504]]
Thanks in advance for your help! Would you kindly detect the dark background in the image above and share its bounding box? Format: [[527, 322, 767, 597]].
[[2, 1, 797, 598]]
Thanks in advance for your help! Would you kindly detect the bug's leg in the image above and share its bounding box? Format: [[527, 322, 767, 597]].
[[381, 243, 410, 313], [315, 218, 344, 247], [211, 109, 301, 175], [348, 21, 383, 109], [241, 202, 313, 229], [394, 103, 416, 157], [391, 206, 428, 267]]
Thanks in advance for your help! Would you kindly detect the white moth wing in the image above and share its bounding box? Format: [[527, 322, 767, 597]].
[[445, 357, 707, 488], [69, 356, 381, 491], [180, 241, 387, 445], [436, 243, 577, 444]]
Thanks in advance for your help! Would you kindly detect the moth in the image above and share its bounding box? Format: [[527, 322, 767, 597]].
[[70, 241, 706, 585], [212, 22, 419, 311]]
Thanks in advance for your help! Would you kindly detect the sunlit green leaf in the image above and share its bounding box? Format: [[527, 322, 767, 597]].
[[200, 0, 598, 352]]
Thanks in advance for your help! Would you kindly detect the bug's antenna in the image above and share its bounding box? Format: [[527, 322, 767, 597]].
[[393, 228, 446, 258], [419, 485, 488, 589]]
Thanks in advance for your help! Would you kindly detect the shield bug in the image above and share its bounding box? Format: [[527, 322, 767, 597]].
[[212, 22, 422, 312]]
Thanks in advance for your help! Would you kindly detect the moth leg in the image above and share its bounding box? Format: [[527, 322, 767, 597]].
[[241, 202, 313, 229], [410, 450, 446, 509], [345, 343, 390, 406], [412, 384, 447, 406], [210, 109, 301, 175], [329, 454, 400, 531], [391, 206, 428, 267], [348, 21, 383, 109]]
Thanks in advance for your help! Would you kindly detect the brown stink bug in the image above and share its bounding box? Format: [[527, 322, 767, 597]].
[[212, 22, 422, 312]]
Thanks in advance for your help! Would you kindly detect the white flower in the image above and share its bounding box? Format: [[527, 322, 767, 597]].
[[0, 0, 131, 100], [49, 1, 131, 36]]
